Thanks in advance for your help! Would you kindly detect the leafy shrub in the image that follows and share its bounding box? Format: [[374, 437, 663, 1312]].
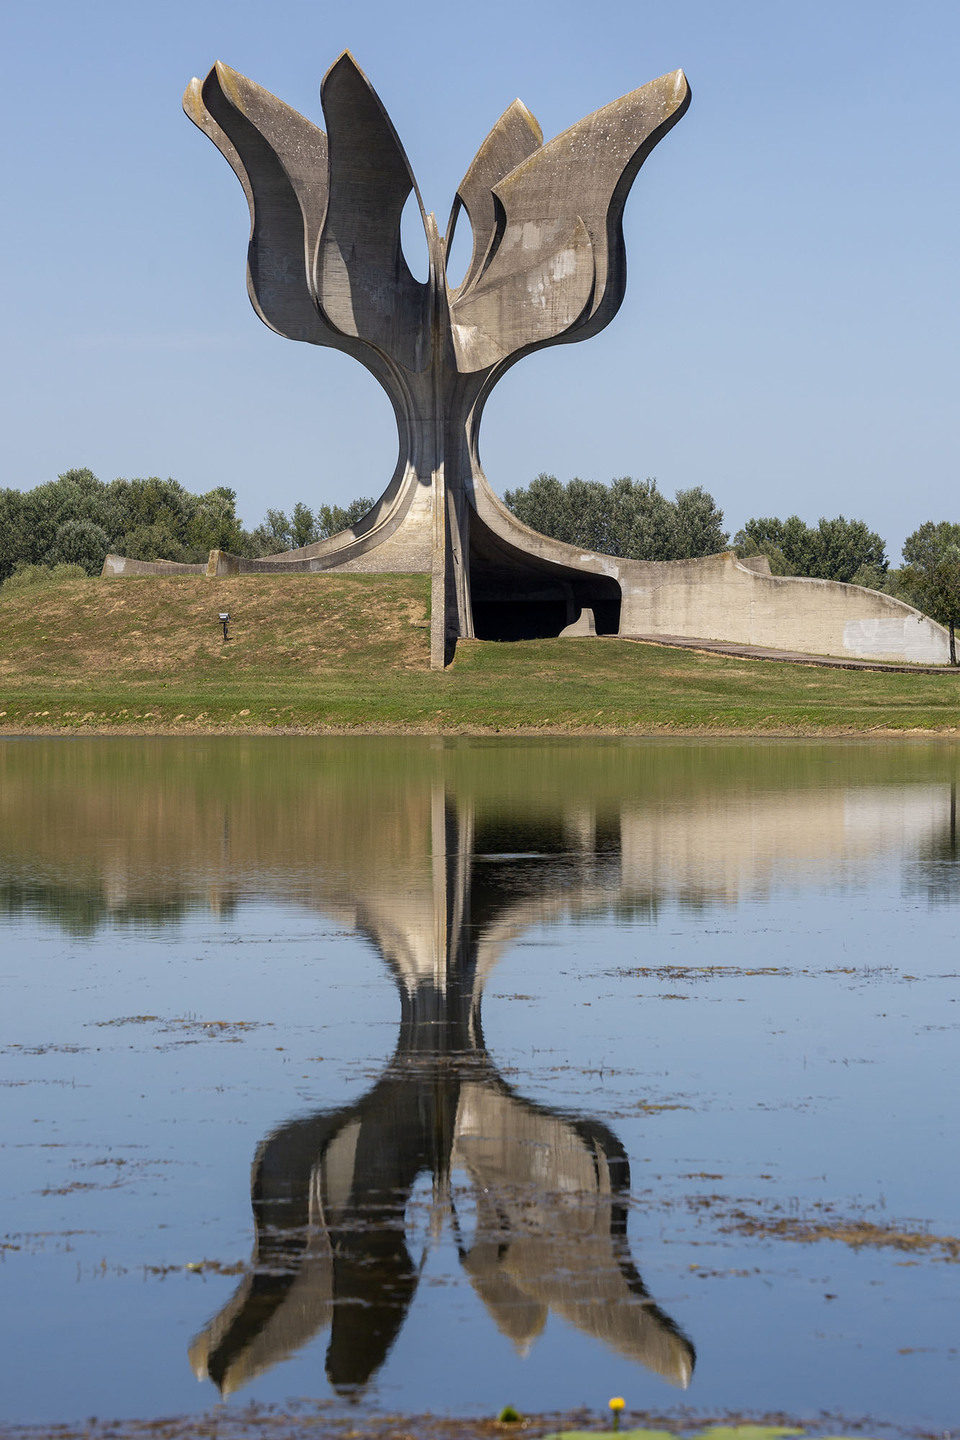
[[733, 515, 887, 583], [45, 518, 111, 574], [1, 562, 87, 592]]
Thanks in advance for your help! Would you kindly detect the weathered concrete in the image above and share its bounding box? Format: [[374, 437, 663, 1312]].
[[614, 551, 951, 664], [177, 54, 690, 666], [560, 606, 597, 637], [100, 55, 951, 668], [619, 633, 959, 674], [102, 554, 205, 577]]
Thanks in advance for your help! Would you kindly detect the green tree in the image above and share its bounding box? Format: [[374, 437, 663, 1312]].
[[505, 473, 572, 541], [187, 487, 246, 555], [0, 469, 107, 578], [503, 475, 728, 561], [900, 521, 960, 665], [0, 469, 261, 577], [315, 496, 374, 538], [734, 514, 887, 583], [0, 488, 29, 578], [848, 562, 889, 592], [45, 519, 111, 575], [733, 533, 793, 575], [290, 502, 318, 548], [246, 496, 374, 554], [118, 522, 195, 564], [673, 486, 731, 559], [248, 509, 293, 554]]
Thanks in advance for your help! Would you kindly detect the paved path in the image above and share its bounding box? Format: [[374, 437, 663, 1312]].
[[616, 633, 958, 676]]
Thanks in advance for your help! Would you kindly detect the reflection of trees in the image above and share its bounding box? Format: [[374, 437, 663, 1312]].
[[0, 881, 224, 936], [4, 740, 958, 1393], [189, 794, 695, 1398], [906, 782, 960, 903], [2, 739, 959, 934]]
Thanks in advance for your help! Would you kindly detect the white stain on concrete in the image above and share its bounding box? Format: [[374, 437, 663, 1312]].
[[844, 616, 949, 665]]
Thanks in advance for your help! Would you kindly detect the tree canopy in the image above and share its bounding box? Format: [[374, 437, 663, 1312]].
[[0, 469, 250, 579], [0, 471, 376, 582], [249, 497, 373, 553], [502, 475, 729, 562], [900, 521, 960, 663], [733, 514, 888, 584]]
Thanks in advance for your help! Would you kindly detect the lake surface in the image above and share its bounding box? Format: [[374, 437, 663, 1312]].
[[1, 736, 958, 1433]]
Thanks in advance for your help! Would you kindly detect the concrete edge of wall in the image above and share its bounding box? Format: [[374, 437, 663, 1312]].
[[101, 554, 206, 577], [100, 547, 953, 667], [615, 551, 952, 666]]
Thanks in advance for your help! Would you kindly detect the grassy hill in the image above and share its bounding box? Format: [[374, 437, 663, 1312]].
[[0, 573, 958, 734]]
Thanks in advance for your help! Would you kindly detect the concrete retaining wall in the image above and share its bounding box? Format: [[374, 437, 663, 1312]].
[[101, 544, 951, 667], [101, 555, 205, 577], [616, 551, 950, 665]]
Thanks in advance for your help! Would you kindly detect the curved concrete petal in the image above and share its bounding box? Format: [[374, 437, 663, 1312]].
[[317, 52, 431, 371], [487, 69, 690, 344], [451, 215, 595, 371], [446, 98, 543, 302], [188, 63, 334, 346]]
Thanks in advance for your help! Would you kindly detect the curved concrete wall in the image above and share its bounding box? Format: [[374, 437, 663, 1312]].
[[101, 554, 206, 576], [101, 544, 951, 667], [616, 551, 950, 664]]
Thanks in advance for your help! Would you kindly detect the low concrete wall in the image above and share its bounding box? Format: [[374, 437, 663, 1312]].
[[102, 554, 205, 577], [617, 551, 950, 665], [101, 544, 950, 667]]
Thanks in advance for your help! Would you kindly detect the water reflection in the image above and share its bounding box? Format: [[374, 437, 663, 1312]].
[[1, 739, 958, 930], [2, 739, 958, 1406], [189, 793, 694, 1396], [906, 781, 960, 903]]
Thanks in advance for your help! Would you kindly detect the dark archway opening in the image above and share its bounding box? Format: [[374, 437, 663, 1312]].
[[469, 515, 622, 642], [473, 592, 571, 641]]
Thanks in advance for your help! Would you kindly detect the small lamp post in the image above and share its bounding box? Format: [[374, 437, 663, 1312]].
[[219, 611, 231, 642]]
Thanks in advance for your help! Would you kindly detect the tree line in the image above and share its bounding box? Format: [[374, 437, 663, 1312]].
[[503, 474, 729, 563], [505, 474, 959, 660], [0, 469, 373, 582], [2, 467, 957, 659]]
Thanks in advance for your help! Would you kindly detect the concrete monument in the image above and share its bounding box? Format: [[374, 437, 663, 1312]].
[[103, 55, 952, 668], [179, 53, 690, 664], [188, 786, 695, 1396]]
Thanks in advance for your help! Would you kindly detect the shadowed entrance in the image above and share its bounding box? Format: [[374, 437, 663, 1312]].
[[469, 511, 622, 640]]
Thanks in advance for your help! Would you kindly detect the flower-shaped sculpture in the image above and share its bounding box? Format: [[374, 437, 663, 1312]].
[[187, 785, 695, 1398], [184, 55, 690, 662], [188, 922, 695, 1399]]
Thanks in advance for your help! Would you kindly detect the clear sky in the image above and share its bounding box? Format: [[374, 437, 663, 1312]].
[[1, 0, 956, 558]]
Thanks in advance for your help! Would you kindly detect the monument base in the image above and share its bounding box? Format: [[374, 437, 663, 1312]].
[[102, 536, 952, 669]]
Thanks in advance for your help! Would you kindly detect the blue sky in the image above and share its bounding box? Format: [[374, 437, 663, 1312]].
[[1, 0, 956, 557]]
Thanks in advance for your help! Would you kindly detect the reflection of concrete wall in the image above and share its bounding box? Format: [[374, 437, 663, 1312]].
[[616, 551, 949, 663], [0, 743, 955, 942], [619, 785, 947, 905]]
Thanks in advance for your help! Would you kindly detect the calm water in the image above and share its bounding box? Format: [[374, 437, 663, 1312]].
[[1, 737, 958, 1431]]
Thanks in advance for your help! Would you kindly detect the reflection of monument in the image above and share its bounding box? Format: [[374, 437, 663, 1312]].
[[2, 740, 958, 931], [102, 56, 949, 667], [188, 794, 695, 1396]]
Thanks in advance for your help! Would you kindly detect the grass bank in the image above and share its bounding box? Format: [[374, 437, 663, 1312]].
[[0, 573, 958, 735]]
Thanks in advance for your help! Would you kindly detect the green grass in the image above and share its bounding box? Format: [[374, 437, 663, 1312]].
[[0, 573, 958, 734]]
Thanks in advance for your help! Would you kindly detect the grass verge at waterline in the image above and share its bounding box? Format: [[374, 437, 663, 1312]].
[[0, 574, 958, 735]]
